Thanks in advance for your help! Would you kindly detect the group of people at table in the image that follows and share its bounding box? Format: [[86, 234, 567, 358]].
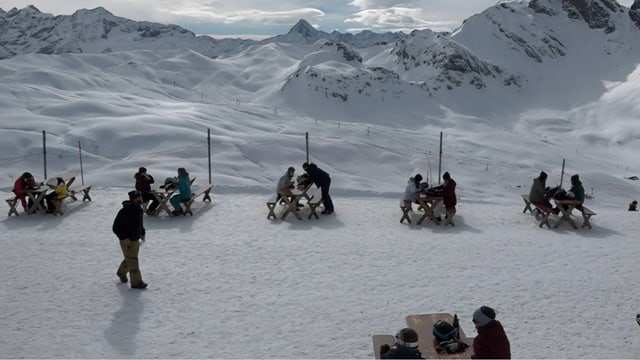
[[528, 171, 585, 213], [380, 305, 510, 359], [402, 171, 457, 223], [134, 166, 192, 216], [12, 172, 69, 214], [276, 162, 334, 215]]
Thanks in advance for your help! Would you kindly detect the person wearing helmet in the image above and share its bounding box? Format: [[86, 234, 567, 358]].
[[44, 177, 68, 214], [379, 328, 423, 359], [12, 172, 42, 213]]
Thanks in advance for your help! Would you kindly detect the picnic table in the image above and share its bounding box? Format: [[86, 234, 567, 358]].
[[25, 185, 49, 213], [552, 198, 596, 229], [373, 313, 474, 359], [416, 193, 444, 225], [149, 177, 200, 217], [279, 183, 312, 220]]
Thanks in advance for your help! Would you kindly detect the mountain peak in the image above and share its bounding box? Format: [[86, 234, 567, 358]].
[[287, 19, 319, 37]]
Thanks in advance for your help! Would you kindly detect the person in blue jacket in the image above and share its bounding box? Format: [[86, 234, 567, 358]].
[[169, 167, 192, 216], [379, 328, 424, 359]]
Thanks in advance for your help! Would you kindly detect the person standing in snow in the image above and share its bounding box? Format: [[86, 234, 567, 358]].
[[301, 162, 334, 214], [403, 174, 425, 211], [432, 171, 457, 222], [471, 306, 510, 359], [113, 190, 147, 289]]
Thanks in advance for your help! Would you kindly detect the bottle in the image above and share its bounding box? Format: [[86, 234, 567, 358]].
[[452, 314, 460, 340]]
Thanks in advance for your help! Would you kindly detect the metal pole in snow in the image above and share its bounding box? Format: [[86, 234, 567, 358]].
[[42, 130, 47, 179], [78, 141, 84, 185], [208, 129, 212, 185], [305, 132, 309, 164]]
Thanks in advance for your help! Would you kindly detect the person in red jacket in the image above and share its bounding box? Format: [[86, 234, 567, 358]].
[[12, 172, 40, 212], [471, 306, 511, 359], [433, 171, 457, 223]]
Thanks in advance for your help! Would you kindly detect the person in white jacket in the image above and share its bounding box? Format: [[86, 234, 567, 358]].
[[403, 174, 425, 210], [277, 167, 296, 200]]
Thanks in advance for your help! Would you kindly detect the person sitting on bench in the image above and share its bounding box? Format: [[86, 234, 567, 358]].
[[529, 171, 551, 209], [169, 167, 192, 216], [44, 177, 68, 213], [403, 174, 426, 211], [380, 328, 423, 359]]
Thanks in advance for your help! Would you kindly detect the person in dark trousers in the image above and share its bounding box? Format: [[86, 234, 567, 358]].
[[113, 190, 147, 289], [135, 166, 159, 215], [471, 306, 510, 359], [529, 171, 551, 209], [433, 171, 457, 223], [13, 172, 43, 213], [301, 162, 334, 214], [379, 327, 424, 359], [629, 200, 638, 211]]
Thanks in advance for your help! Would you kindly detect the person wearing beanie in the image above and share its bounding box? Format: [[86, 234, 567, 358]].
[[432, 171, 457, 225], [300, 162, 334, 214], [629, 200, 638, 211], [134, 166, 159, 215], [471, 306, 510, 359], [112, 190, 147, 289], [12, 171, 42, 213], [169, 167, 192, 216], [380, 327, 423, 359], [567, 174, 585, 204], [529, 170, 551, 209]]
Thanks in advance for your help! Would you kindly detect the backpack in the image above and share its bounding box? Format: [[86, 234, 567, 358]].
[[435, 339, 469, 354], [432, 320, 458, 342], [160, 177, 177, 190]]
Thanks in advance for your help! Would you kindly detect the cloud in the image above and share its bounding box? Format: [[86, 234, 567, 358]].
[[345, 6, 458, 32]]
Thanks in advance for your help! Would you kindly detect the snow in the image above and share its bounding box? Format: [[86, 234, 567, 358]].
[[3, 8, 640, 357]]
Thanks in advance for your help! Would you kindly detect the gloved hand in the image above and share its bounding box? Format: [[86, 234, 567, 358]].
[[140, 235, 145, 242], [380, 344, 390, 357]]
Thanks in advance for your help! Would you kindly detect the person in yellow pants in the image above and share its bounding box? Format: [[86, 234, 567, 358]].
[[112, 190, 147, 289]]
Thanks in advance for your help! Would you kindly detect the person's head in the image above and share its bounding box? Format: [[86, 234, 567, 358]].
[[539, 171, 548, 181], [178, 167, 187, 176], [138, 166, 147, 174], [633, 200, 638, 206], [414, 174, 423, 185], [571, 174, 580, 184], [287, 166, 295, 177], [443, 172, 451, 182], [394, 328, 419, 349], [128, 190, 143, 204], [473, 306, 496, 328], [22, 172, 33, 181], [302, 162, 310, 171]]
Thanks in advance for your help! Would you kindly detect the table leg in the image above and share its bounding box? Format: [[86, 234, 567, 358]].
[[280, 195, 302, 220], [554, 205, 577, 229]]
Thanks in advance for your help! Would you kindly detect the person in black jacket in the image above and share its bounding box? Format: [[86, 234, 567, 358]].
[[113, 190, 147, 289], [380, 327, 424, 359], [135, 166, 159, 215], [301, 162, 334, 214]]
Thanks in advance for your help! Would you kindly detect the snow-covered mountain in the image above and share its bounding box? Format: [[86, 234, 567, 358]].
[[2, 1, 640, 119]]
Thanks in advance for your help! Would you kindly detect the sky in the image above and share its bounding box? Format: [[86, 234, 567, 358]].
[[3, 0, 635, 38], [3, 6, 640, 356]]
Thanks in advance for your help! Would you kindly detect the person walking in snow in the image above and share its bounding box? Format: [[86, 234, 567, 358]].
[[113, 190, 147, 289], [169, 167, 192, 216], [471, 306, 510, 359], [134, 166, 159, 215], [301, 162, 334, 214]]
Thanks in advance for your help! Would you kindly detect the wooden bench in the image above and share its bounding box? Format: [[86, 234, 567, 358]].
[[181, 184, 212, 216], [307, 195, 323, 219], [49, 184, 93, 215], [521, 194, 533, 214], [533, 202, 553, 228], [372, 334, 395, 359], [6, 196, 19, 216], [400, 200, 411, 224], [266, 194, 278, 219], [578, 205, 596, 229]]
